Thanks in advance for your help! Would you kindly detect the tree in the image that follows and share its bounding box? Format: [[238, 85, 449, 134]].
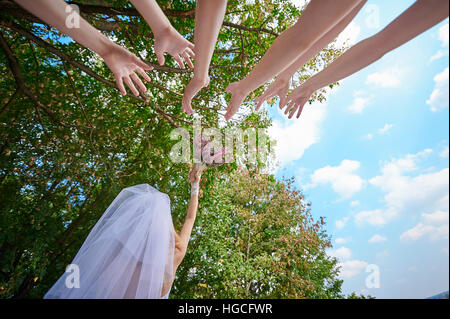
[[173, 169, 343, 298], [0, 0, 346, 298]]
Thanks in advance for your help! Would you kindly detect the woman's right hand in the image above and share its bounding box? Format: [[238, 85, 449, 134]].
[[153, 27, 195, 68], [254, 77, 290, 111], [188, 164, 204, 184], [101, 44, 153, 96]]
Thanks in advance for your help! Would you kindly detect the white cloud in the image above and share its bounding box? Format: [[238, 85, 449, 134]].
[[348, 96, 372, 114], [438, 23, 449, 47], [329, 246, 352, 260], [401, 211, 449, 242], [363, 123, 394, 141], [336, 217, 349, 230], [290, 0, 309, 9], [378, 123, 393, 135], [429, 23, 449, 62], [355, 149, 448, 227], [336, 21, 361, 47], [429, 50, 448, 63], [309, 160, 364, 199], [440, 146, 449, 158], [355, 209, 393, 227], [337, 260, 368, 279], [268, 100, 327, 169], [350, 200, 360, 207], [366, 68, 402, 88], [368, 234, 388, 243], [422, 210, 449, 224], [427, 67, 449, 112], [335, 237, 351, 244]]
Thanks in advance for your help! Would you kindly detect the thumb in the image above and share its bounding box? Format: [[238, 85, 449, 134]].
[[134, 56, 153, 71], [155, 47, 165, 66]]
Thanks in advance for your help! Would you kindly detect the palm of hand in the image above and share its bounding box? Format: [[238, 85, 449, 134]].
[[280, 85, 314, 119], [102, 45, 152, 96], [182, 76, 210, 114], [188, 165, 203, 184], [255, 78, 289, 111], [154, 29, 195, 68]]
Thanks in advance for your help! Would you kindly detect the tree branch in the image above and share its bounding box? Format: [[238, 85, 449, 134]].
[[0, 0, 278, 36], [0, 31, 70, 128]]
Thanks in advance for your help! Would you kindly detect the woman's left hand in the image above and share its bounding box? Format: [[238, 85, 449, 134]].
[[279, 84, 314, 119], [101, 44, 153, 96]]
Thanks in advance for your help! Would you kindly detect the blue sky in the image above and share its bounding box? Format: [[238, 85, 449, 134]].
[[265, 0, 449, 298]]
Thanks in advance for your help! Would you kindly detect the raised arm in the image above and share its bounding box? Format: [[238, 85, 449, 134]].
[[129, 0, 195, 69], [224, 0, 365, 120], [281, 0, 449, 119], [173, 164, 204, 267], [14, 0, 110, 56], [13, 0, 152, 96], [181, 0, 228, 115], [254, 0, 366, 111]]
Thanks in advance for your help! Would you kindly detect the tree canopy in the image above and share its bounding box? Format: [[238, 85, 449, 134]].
[[0, 0, 349, 298]]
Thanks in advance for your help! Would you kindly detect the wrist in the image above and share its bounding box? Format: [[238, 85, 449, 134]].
[[190, 182, 200, 197], [153, 25, 175, 40], [302, 78, 318, 95], [191, 74, 210, 87], [96, 37, 118, 59], [276, 73, 290, 85]]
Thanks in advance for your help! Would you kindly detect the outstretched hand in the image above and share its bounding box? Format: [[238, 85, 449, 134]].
[[279, 85, 314, 119], [224, 81, 248, 121], [188, 164, 204, 184], [101, 44, 153, 96], [254, 77, 290, 111], [154, 27, 195, 68], [182, 76, 210, 114]]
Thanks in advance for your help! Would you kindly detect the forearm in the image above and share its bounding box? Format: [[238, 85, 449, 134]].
[[186, 194, 199, 221], [192, 0, 228, 81], [305, 36, 379, 92], [277, 0, 366, 82], [14, 0, 114, 57], [239, 0, 363, 92], [179, 194, 198, 246], [305, 0, 449, 93], [129, 0, 172, 36]]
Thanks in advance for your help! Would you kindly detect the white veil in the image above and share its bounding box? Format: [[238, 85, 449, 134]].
[[44, 184, 175, 299]]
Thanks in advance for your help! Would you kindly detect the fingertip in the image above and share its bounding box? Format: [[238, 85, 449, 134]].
[[157, 55, 164, 66]]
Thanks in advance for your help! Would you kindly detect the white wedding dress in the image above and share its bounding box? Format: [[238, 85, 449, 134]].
[[44, 184, 175, 299]]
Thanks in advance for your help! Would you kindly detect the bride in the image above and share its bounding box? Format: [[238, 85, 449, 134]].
[[44, 164, 205, 299]]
